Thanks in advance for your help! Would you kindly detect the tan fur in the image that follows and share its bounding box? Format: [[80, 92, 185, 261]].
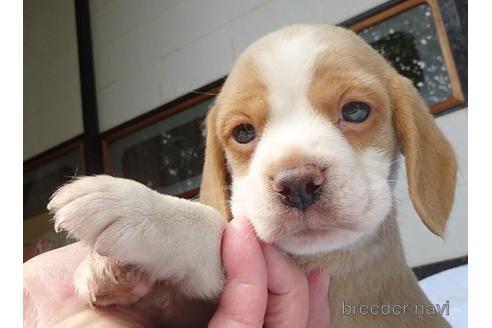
[[48, 25, 456, 327], [292, 212, 450, 327], [201, 58, 269, 211], [263, 149, 325, 179], [390, 76, 457, 236], [200, 25, 455, 327], [200, 106, 232, 221], [308, 48, 396, 153], [214, 59, 270, 178]]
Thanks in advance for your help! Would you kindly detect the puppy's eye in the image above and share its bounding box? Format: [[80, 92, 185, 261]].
[[232, 124, 256, 144], [341, 102, 371, 123]]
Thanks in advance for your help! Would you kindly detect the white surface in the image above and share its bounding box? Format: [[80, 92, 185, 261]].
[[89, 0, 388, 131], [420, 265, 468, 328], [24, 0, 83, 159]]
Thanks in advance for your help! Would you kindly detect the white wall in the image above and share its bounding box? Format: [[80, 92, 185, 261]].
[[89, 0, 467, 266], [90, 0, 388, 131], [24, 0, 83, 160]]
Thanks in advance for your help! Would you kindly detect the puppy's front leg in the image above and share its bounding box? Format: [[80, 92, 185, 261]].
[[48, 175, 226, 300]]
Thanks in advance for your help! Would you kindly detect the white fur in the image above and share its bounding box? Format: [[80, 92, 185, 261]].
[[49, 175, 226, 300], [44, 25, 452, 328], [253, 27, 327, 117], [230, 30, 393, 255]]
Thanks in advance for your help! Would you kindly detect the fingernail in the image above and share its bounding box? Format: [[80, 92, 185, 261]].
[[230, 216, 247, 229], [230, 217, 255, 240]]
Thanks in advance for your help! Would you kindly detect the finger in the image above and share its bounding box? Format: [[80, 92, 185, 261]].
[[306, 269, 330, 328], [24, 242, 90, 304], [262, 243, 309, 328], [209, 218, 268, 328], [24, 242, 153, 327], [24, 242, 90, 324]]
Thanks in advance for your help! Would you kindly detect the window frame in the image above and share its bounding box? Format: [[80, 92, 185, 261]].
[[342, 0, 466, 114], [100, 82, 223, 199]]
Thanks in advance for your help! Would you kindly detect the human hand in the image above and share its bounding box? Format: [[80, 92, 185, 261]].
[[23, 218, 330, 327], [210, 217, 331, 327], [23, 242, 153, 328]]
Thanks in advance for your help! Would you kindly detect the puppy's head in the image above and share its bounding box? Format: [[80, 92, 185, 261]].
[[200, 25, 456, 256]]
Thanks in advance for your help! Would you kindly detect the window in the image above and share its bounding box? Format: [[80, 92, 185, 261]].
[[102, 86, 220, 198], [23, 138, 84, 260], [346, 0, 466, 113]]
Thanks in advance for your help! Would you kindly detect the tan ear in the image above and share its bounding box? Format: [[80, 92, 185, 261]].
[[200, 105, 232, 220], [391, 76, 457, 237]]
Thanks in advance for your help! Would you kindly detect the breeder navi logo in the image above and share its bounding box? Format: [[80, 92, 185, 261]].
[[342, 300, 450, 317]]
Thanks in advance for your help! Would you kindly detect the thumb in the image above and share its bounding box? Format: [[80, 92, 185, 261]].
[[208, 218, 268, 328]]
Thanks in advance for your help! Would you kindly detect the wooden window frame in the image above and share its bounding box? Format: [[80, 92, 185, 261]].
[[100, 81, 223, 199], [23, 135, 85, 173], [23, 136, 86, 220], [346, 0, 465, 114], [23, 136, 85, 261]]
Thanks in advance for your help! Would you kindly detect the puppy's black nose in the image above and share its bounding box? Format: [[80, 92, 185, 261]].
[[272, 165, 324, 210]]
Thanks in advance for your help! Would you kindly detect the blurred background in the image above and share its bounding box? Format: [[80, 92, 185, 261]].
[[23, 0, 467, 280]]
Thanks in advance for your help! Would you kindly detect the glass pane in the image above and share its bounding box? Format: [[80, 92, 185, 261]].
[[24, 148, 84, 220], [358, 4, 453, 106], [110, 98, 213, 195]]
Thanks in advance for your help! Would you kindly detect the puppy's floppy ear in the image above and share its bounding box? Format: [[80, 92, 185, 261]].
[[200, 104, 232, 220], [391, 76, 457, 237]]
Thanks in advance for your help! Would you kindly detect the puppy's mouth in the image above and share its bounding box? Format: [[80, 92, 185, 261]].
[[293, 219, 357, 234], [290, 227, 332, 239], [276, 210, 359, 238]]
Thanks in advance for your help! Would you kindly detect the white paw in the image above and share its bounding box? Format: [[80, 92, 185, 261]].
[[49, 175, 226, 300], [47, 175, 159, 257], [75, 252, 153, 307]]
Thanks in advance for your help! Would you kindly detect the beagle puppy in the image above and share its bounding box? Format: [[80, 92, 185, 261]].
[[48, 25, 456, 327]]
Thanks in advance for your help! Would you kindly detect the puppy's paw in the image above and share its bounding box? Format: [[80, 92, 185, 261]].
[[75, 252, 153, 307], [48, 175, 158, 256], [49, 175, 226, 300]]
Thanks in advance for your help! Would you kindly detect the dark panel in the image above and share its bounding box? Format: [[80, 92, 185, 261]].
[[413, 256, 468, 280], [108, 99, 212, 195], [24, 149, 83, 219], [121, 117, 205, 192]]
